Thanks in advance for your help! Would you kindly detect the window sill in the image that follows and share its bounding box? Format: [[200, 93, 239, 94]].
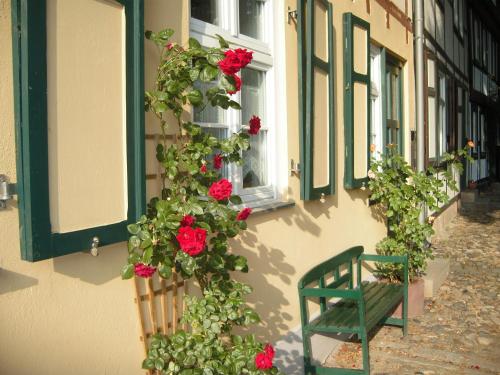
[[244, 200, 295, 215]]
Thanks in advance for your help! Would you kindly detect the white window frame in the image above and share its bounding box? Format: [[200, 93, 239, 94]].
[[370, 44, 383, 158], [189, 0, 288, 208], [438, 73, 446, 158]]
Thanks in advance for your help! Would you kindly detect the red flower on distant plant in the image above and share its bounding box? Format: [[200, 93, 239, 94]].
[[236, 207, 252, 221], [176, 226, 207, 256], [180, 215, 196, 227], [255, 344, 275, 370], [248, 115, 261, 135], [208, 179, 233, 201], [134, 263, 156, 278], [227, 74, 241, 95], [200, 164, 208, 174], [218, 48, 254, 75], [213, 154, 223, 170], [166, 43, 174, 50]]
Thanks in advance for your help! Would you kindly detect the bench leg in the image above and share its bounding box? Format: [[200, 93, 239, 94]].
[[403, 292, 408, 337], [302, 331, 314, 375], [361, 330, 370, 375]]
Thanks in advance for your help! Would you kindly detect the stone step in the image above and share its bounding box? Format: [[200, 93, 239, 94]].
[[422, 258, 450, 298]]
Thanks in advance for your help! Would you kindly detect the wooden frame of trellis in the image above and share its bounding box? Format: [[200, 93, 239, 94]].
[[133, 271, 188, 375]]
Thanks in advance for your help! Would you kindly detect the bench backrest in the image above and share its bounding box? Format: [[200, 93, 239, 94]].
[[298, 246, 364, 323], [298, 246, 364, 289]]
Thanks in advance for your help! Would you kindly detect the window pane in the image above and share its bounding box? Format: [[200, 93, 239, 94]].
[[191, 0, 219, 26], [241, 68, 265, 124], [203, 127, 229, 178], [243, 130, 267, 188], [193, 81, 225, 124], [239, 0, 265, 40]]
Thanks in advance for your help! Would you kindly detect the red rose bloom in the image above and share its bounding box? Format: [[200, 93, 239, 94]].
[[264, 344, 275, 359], [218, 48, 254, 75], [255, 352, 273, 370], [176, 226, 207, 256], [248, 115, 261, 135], [166, 43, 174, 50], [227, 74, 241, 95], [134, 263, 156, 278], [213, 154, 223, 170], [200, 164, 208, 174], [180, 215, 196, 227], [233, 48, 253, 69], [218, 52, 241, 75], [236, 207, 252, 221], [208, 179, 233, 201]]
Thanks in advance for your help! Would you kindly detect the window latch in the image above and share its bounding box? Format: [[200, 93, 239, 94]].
[[0, 175, 17, 210], [290, 159, 300, 177], [288, 7, 298, 24]]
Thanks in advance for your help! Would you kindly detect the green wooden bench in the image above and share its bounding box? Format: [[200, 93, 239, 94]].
[[298, 246, 408, 375]]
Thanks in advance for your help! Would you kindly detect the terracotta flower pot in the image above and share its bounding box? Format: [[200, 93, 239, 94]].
[[391, 278, 425, 318]]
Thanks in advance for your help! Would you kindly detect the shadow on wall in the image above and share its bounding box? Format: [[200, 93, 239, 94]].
[[0, 269, 38, 295], [52, 242, 126, 285], [234, 226, 296, 341], [230, 199, 337, 341]]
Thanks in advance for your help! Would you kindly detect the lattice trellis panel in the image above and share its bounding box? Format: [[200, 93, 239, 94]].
[[133, 272, 188, 374]]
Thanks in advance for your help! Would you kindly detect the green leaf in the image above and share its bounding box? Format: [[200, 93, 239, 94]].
[[187, 89, 203, 106], [121, 264, 134, 279], [189, 68, 200, 82], [188, 37, 202, 49], [200, 65, 219, 82], [142, 358, 155, 370], [153, 101, 168, 113], [158, 264, 172, 279], [215, 34, 229, 48], [207, 52, 224, 66], [142, 247, 153, 264], [229, 195, 242, 205], [127, 224, 140, 235]]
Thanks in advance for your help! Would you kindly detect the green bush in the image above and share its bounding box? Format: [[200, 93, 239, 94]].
[[368, 147, 472, 282]]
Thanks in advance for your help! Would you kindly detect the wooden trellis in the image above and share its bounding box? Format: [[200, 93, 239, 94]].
[[133, 271, 188, 374]]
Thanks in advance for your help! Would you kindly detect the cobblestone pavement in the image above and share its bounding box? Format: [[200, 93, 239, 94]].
[[324, 184, 500, 374]]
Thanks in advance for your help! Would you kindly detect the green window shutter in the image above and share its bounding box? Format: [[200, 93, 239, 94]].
[[343, 13, 371, 189], [11, 0, 145, 261], [298, 0, 335, 201]]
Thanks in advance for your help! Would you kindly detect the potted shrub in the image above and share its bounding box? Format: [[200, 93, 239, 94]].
[[367, 146, 472, 317], [121, 29, 282, 374]]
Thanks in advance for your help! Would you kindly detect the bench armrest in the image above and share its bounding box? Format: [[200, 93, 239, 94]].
[[359, 254, 407, 265], [299, 287, 361, 300]]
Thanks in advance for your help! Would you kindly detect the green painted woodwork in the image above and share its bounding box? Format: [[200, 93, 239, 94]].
[[298, 0, 335, 200], [385, 55, 404, 155], [343, 13, 371, 189], [11, 0, 145, 261], [298, 246, 408, 374]]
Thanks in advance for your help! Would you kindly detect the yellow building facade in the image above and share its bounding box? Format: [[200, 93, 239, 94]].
[[0, 1, 414, 373]]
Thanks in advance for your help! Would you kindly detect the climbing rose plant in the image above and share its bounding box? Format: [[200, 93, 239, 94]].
[[368, 145, 473, 282], [120, 28, 281, 374]]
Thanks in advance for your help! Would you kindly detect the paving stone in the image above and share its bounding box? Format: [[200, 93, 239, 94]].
[[323, 185, 500, 374]]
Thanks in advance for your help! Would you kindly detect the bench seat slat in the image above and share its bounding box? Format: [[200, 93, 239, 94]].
[[307, 282, 403, 332]]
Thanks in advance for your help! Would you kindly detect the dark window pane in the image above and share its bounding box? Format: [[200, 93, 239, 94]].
[[191, 0, 219, 25]]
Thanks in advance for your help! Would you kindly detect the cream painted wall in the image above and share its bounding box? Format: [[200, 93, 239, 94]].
[[0, 0, 414, 374]]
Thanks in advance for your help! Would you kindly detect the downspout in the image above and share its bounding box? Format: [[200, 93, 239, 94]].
[[414, 0, 425, 174], [414, 0, 426, 222]]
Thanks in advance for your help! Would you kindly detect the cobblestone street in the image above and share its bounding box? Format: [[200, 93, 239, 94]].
[[324, 184, 500, 374]]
